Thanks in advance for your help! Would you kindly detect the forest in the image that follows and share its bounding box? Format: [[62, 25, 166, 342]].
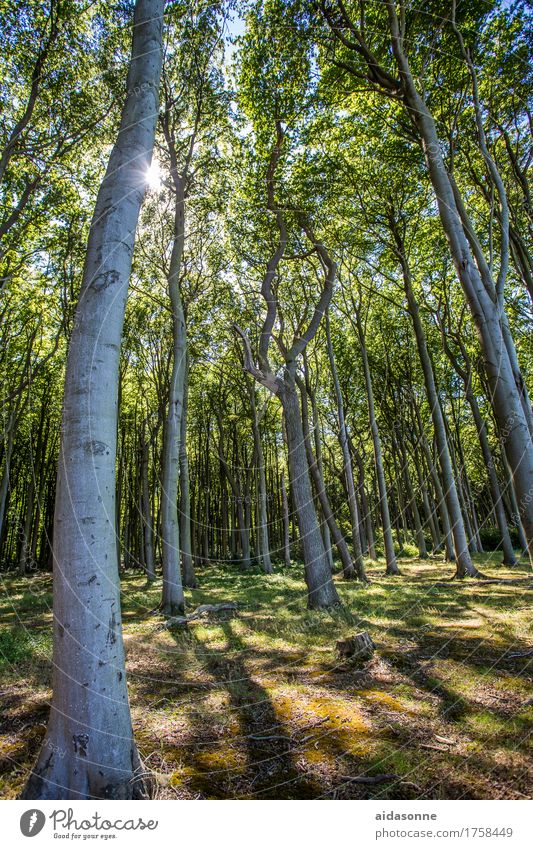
[[0, 0, 532, 802]]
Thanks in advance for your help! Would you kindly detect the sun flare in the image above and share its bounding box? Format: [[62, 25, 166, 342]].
[[145, 158, 162, 190]]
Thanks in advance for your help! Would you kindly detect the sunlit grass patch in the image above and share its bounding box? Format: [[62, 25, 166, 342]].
[[0, 554, 531, 799]]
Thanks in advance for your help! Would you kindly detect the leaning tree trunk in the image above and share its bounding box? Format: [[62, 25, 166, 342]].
[[249, 380, 272, 573], [356, 312, 399, 575], [389, 37, 533, 565], [298, 376, 364, 581], [305, 366, 334, 570], [280, 470, 291, 567], [417, 420, 455, 561], [353, 448, 377, 560], [161, 179, 187, 616], [325, 316, 366, 578], [179, 373, 197, 587], [281, 376, 340, 608], [394, 241, 481, 579], [445, 349, 517, 565], [22, 0, 165, 801], [400, 445, 428, 559], [500, 438, 529, 556], [140, 426, 155, 582]]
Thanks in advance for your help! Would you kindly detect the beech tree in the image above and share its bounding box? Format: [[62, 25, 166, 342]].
[[22, 0, 165, 800], [0, 0, 530, 801], [317, 0, 533, 565]]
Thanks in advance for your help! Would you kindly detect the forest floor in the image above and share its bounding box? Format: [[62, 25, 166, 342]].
[[0, 554, 532, 800]]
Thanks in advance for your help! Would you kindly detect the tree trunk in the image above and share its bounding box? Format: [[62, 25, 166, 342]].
[[325, 316, 367, 578], [281, 470, 291, 567], [353, 448, 377, 560], [401, 446, 428, 559], [356, 312, 399, 575], [179, 374, 197, 587], [413, 450, 442, 552], [394, 237, 481, 578], [216, 414, 251, 570], [140, 426, 155, 582], [0, 410, 17, 543], [444, 345, 517, 565], [160, 174, 188, 616], [249, 380, 272, 573], [299, 376, 364, 581], [281, 377, 340, 608], [22, 0, 165, 800], [500, 438, 528, 556], [391, 42, 533, 565]]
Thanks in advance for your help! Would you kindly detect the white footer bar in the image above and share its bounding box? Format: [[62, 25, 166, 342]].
[[4, 799, 531, 848]]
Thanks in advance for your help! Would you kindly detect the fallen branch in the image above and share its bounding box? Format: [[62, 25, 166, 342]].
[[344, 774, 399, 785], [294, 716, 330, 737], [344, 774, 423, 793], [164, 602, 238, 628], [249, 734, 291, 743], [249, 717, 331, 747]]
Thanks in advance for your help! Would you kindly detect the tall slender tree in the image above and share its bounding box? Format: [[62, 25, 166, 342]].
[[22, 0, 165, 799]]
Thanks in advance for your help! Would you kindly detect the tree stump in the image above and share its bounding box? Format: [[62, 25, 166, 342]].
[[336, 631, 375, 662]]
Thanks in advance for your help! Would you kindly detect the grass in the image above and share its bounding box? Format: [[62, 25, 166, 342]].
[[0, 553, 532, 799]]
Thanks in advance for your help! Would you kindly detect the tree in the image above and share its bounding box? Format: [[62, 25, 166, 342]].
[[318, 0, 533, 565], [22, 0, 165, 799]]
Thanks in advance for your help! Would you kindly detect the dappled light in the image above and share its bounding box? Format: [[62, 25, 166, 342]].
[[1, 0, 531, 811]]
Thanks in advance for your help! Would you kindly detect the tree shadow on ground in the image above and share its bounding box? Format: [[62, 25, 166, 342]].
[[169, 619, 320, 798]]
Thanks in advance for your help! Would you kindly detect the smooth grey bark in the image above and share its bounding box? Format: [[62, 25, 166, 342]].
[[234, 126, 339, 607], [248, 379, 273, 574], [298, 375, 365, 581], [391, 224, 481, 578], [321, 0, 533, 565], [179, 374, 197, 587], [280, 470, 291, 567], [352, 446, 377, 559], [386, 8, 533, 565], [220, 459, 230, 560], [458, 380, 517, 564], [281, 376, 340, 606], [500, 438, 529, 556], [450, 422, 483, 553], [115, 379, 125, 572], [324, 316, 366, 578], [160, 178, 186, 616], [140, 426, 155, 582], [216, 413, 251, 570], [22, 0, 165, 801], [354, 311, 399, 575]]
